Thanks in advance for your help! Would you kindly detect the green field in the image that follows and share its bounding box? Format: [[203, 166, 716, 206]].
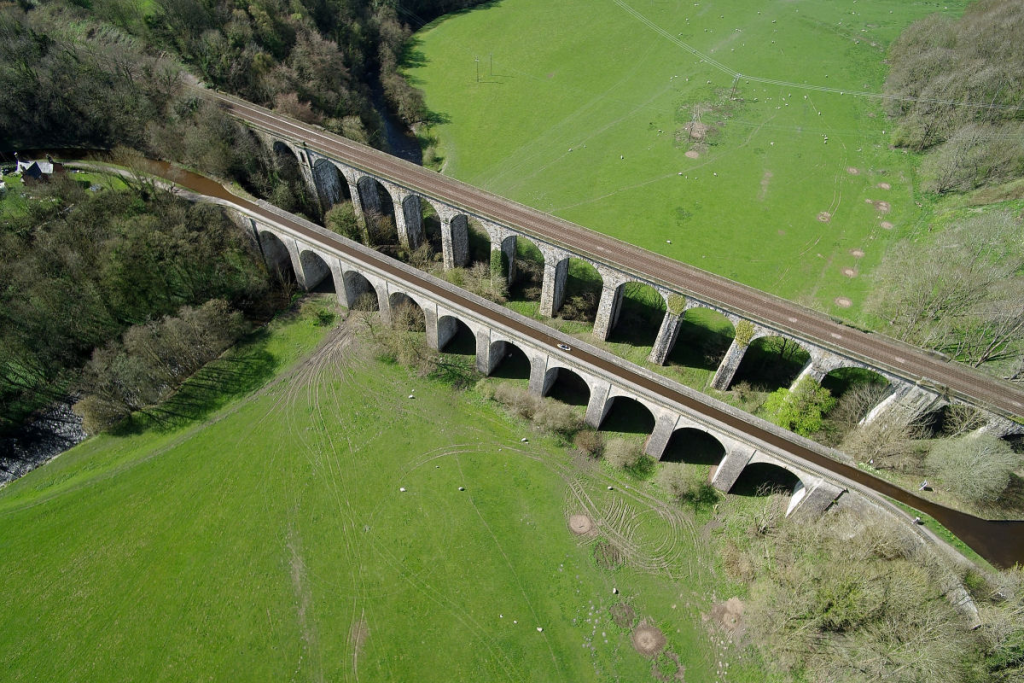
[[0, 298, 773, 682], [407, 0, 968, 318]]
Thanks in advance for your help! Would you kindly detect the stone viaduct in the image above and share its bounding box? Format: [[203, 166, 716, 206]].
[[236, 193, 856, 519], [254, 131, 1022, 442]]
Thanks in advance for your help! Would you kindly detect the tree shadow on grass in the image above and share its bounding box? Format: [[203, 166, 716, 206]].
[[111, 328, 280, 436]]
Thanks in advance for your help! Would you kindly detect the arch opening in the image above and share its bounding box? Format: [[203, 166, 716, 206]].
[[298, 250, 335, 293], [312, 159, 350, 209], [271, 141, 318, 219], [465, 217, 492, 266], [438, 317, 476, 355], [420, 201, 443, 256], [599, 396, 656, 435], [732, 336, 810, 393], [490, 341, 531, 380], [343, 271, 379, 312], [668, 307, 735, 373], [560, 258, 603, 324], [608, 281, 667, 347], [509, 236, 545, 305], [730, 462, 802, 497], [259, 230, 295, 284], [356, 177, 398, 248], [388, 292, 425, 332], [546, 368, 591, 407], [660, 428, 726, 466], [818, 367, 891, 437]]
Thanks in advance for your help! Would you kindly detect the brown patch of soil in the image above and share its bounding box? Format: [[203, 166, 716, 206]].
[[632, 621, 667, 657], [877, 182, 891, 190], [816, 211, 831, 223], [684, 150, 700, 159], [758, 170, 773, 201], [349, 615, 369, 678], [873, 200, 891, 213], [700, 518, 723, 541], [777, 229, 786, 236], [850, 249, 865, 258], [594, 539, 624, 570], [349, 617, 369, 651], [834, 297, 853, 308], [568, 514, 594, 536], [880, 221, 894, 230], [685, 121, 708, 141], [709, 597, 746, 643], [610, 602, 637, 628], [842, 267, 856, 278], [846, 167, 860, 175]]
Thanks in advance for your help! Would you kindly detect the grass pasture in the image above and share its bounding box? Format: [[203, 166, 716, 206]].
[[407, 0, 968, 318], [0, 298, 771, 682]]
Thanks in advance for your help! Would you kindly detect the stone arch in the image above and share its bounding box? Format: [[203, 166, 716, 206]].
[[387, 291, 426, 332], [509, 234, 546, 304], [730, 460, 803, 497], [356, 176, 398, 245], [559, 257, 603, 323], [610, 280, 667, 346], [464, 215, 492, 265], [342, 269, 379, 311], [543, 366, 592, 406], [312, 158, 350, 209], [732, 334, 811, 392], [599, 395, 657, 434], [660, 428, 726, 465], [488, 339, 531, 379], [819, 366, 891, 417], [417, 198, 445, 255], [399, 194, 426, 251], [436, 314, 477, 354], [298, 249, 335, 292], [669, 305, 737, 372], [272, 140, 301, 168], [258, 229, 295, 282]]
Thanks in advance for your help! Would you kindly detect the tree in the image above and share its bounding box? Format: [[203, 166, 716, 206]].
[[868, 210, 1024, 378], [926, 435, 1020, 506], [762, 376, 836, 437]]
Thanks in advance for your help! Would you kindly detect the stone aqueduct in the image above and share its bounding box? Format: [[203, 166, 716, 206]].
[[240, 193, 848, 520], [257, 132, 1021, 441]]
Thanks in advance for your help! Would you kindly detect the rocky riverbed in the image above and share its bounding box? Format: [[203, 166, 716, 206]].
[[1, 399, 86, 486]]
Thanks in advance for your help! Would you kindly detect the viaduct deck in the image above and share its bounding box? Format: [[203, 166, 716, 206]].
[[134, 155, 1024, 569], [207, 90, 1024, 422]]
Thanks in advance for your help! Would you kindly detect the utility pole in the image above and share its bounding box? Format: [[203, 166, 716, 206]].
[[489, 53, 493, 77], [475, 57, 480, 83]]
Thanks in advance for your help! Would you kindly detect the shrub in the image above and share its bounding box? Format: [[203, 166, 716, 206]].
[[762, 377, 836, 437], [604, 438, 641, 469], [734, 320, 755, 347], [492, 383, 540, 420], [574, 429, 604, 457], [926, 435, 1020, 506], [533, 401, 582, 436], [324, 202, 363, 242]]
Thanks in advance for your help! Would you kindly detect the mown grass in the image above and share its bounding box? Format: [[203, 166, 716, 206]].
[[407, 0, 969, 320], [0, 296, 773, 682]]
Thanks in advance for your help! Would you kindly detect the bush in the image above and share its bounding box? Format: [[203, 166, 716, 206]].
[[325, 202, 363, 242], [926, 435, 1020, 506], [605, 438, 641, 469], [574, 429, 604, 457], [533, 401, 582, 436], [761, 377, 836, 437], [657, 464, 720, 511], [492, 383, 540, 420]]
